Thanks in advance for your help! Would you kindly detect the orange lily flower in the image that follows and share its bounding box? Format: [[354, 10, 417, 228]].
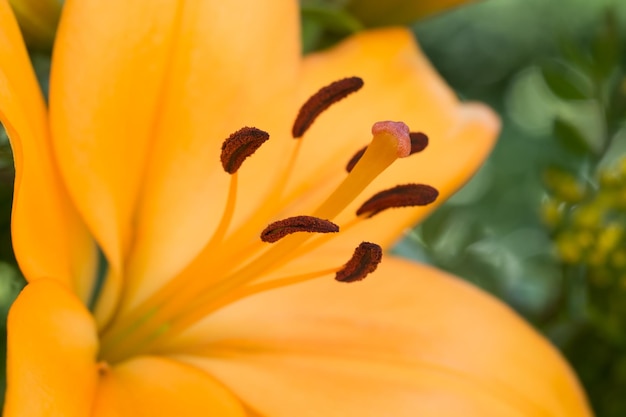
[[0, 0, 592, 416]]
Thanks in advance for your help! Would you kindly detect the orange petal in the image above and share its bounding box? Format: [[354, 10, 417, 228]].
[[3, 279, 99, 417], [176, 257, 592, 417], [0, 0, 95, 298], [280, 28, 498, 250], [93, 356, 245, 417], [122, 0, 300, 310], [49, 0, 182, 273]]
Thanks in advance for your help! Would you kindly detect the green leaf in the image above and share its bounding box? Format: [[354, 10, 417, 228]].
[[553, 117, 593, 156], [301, 14, 325, 54], [541, 61, 591, 101], [591, 9, 621, 79], [300, 5, 364, 53], [301, 5, 364, 35]]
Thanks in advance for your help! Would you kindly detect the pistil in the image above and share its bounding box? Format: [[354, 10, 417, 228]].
[[312, 121, 410, 220]]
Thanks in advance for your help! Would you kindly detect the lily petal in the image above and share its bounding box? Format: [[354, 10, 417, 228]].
[[93, 356, 246, 417], [50, 0, 182, 273], [0, 0, 94, 298], [123, 0, 300, 309], [177, 257, 591, 417], [3, 279, 99, 417]]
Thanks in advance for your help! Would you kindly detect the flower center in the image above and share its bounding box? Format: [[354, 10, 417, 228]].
[[97, 77, 438, 364]]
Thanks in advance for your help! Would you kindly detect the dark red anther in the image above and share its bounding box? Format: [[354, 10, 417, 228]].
[[409, 132, 428, 154], [221, 127, 270, 174], [335, 242, 382, 283], [261, 216, 339, 243], [345, 146, 367, 173], [292, 77, 364, 138], [356, 184, 439, 218], [345, 132, 429, 173]]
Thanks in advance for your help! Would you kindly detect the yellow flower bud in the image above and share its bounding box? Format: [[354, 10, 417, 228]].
[[559, 181, 586, 203], [540, 198, 563, 228], [597, 223, 623, 253], [572, 204, 603, 229], [599, 170, 621, 188], [345, 0, 477, 26], [8, 0, 61, 51], [576, 229, 595, 250], [543, 167, 585, 203], [556, 234, 581, 263]]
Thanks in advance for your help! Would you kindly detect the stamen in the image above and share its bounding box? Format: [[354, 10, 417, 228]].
[[357, 184, 439, 218], [336, 242, 383, 283], [292, 76, 364, 138], [204, 126, 272, 248], [177, 265, 345, 324], [146, 242, 384, 354], [220, 127, 270, 174], [206, 172, 239, 244], [345, 131, 429, 173], [409, 132, 429, 154], [345, 146, 366, 173], [261, 215, 339, 243]]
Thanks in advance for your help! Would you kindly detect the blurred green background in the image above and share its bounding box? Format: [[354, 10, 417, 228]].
[[1, 0, 626, 414]]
